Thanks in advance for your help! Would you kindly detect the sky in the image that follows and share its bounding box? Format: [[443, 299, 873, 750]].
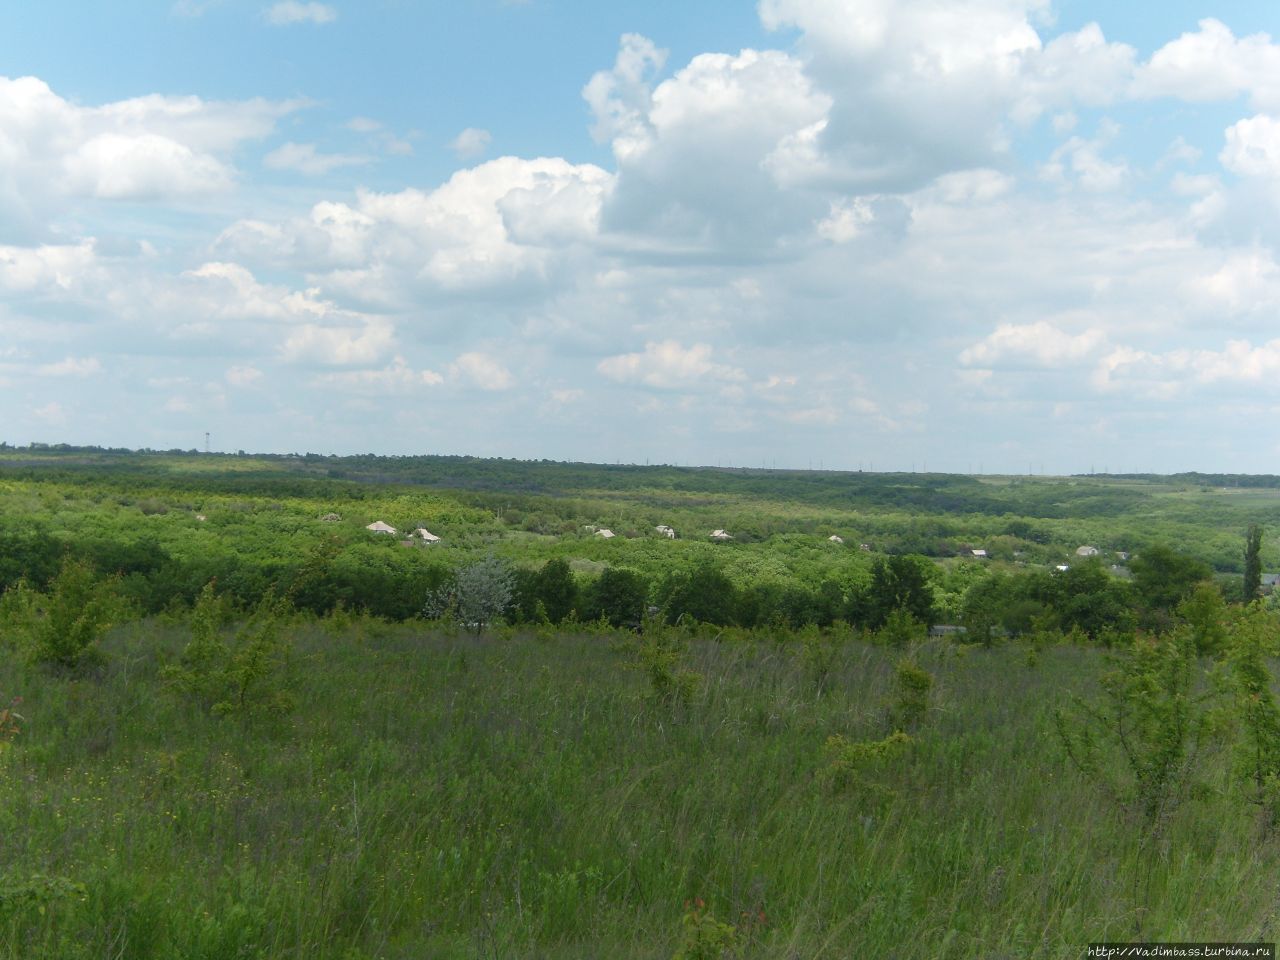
[[4, 1, 1280, 474]]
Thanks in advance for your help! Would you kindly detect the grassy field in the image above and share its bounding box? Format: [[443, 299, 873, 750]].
[[2, 613, 1277, 958]]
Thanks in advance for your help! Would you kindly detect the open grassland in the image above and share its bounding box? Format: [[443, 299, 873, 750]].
[[2, 616, 1278, 959]]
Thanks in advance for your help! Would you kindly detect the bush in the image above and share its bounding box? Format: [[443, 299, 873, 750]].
[[424, 556, 515, 635], [4, 558, 128, 671], [162, 585, 295, 717]]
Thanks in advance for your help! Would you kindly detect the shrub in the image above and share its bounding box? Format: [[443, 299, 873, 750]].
[[1226, 606, 1280, 825], [162, 586, 295, 717], [4, 558, 128, 671], [891, 659, 934, 729], [635, 626, 701, 707], [822, 730, 913, 797], [424, 556, 514, 635], [1055, 630, 1217, 826]]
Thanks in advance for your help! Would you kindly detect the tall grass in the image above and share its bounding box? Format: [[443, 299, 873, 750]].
[[1, 618, 1276, 958]]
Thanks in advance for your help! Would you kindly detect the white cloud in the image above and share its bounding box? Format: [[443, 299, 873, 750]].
[[0, 242, 101, 293], [183, 261, 336, 321], [757, 0, 1134, 192], [451, 352, 514, 390], [1042, 130, 1129, 192], [218, 156, 612, 299], [959, 322, 1108, 368], [449, 127, 492, 160], [263, 142, 370, 176], [281, 318, 395, 366], [1184, 249, 1280, 315], [1093, 338, 1280, 396], [0, 75, 298, 237], [586, 38, 830, 249], [225, 365, 263, 386], [1132, 19, 1280, 111], [32, 401, 67, 425], [315, 356, 443, 393], [66, 132, 232, 199], [597, 340, 745, 389], [171, 0, 222, 17], [36, 356, 101, 377], [264, 2, 336, 26], [1221, 115, 1280, 179]]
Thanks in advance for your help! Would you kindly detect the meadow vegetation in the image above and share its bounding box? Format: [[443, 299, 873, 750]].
[[1, 447, 1280, 957]]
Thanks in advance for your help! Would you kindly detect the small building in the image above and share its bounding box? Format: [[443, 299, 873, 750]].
[[1076, 545, 1100, 558], [412, 528, 441, 543], [828, 534, 845, 544], [366, 520, 397, 535], [595, 528, 617, 539], [195, 514, 207, 522], [1055, 564, 1070, 572], [859, 543, 872, 552], [970, 548, 988, 559], [710, 529, 734, 541], [655, 524, 676, 539], [1261, 573, 1280, 595]]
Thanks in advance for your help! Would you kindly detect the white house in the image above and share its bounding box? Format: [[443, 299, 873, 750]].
[[655, 524, 676, 539], [596, 528, 617, 539], [971, 548, 988, 559], [413, 528, 441, 543], [828, 535, 844, 544], [366, 520, 397, 534], [1076, 545, 1100, 557], [710, 529, 733, 541]]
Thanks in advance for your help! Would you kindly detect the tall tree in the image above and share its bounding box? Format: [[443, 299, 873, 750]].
[[1244, 524, 1263, 604]]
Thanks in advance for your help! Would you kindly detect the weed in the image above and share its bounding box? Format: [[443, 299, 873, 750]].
[[162, 586, 296, 717], [891, 658, 934, 730], [673, 899, 738, 960], [635, 624, 702, 707], [822, 730, 913, 799]]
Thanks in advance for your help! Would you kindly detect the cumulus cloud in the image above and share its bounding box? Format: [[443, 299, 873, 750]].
[[1093, 339, 1280, 396], [263, 142, 371, 176], [36, 356, 102, 377], [597, 340, 745, 389], [0, 242, 101, 294], [0, 75, 298, 240], [1132, 19, 1280, 111], [959, 322, 1108, 368], [1221, 115, 1280, 179], [587, 38, 830, 249], [448, 128, 491, 160], [314, 356, 444, 393], [757, 0, 1135, 192], [217, 156, 612, 302], [451, 352, 514, 390], [281, 318, 395, 366], [225, 365, 263, 386], [264, 2, 336, 26]]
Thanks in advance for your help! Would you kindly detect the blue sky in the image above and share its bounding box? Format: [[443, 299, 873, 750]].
[[4, 1, 1280, 473]]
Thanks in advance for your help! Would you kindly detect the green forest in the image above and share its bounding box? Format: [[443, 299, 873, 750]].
[[2, 447, 1280, 957]]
